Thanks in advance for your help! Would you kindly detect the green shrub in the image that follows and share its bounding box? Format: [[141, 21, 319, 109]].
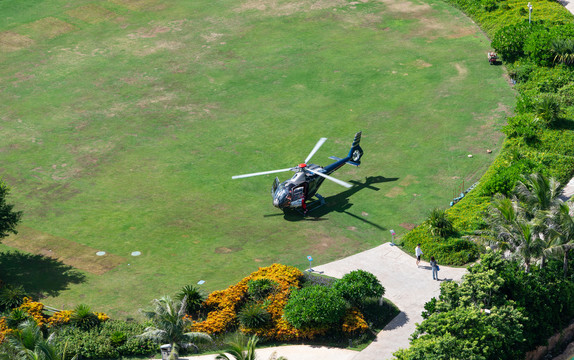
[[492, 21, 534, 62], [534, 93, 563, 126], [237, 302, 271, 329], [400, 226, 479, 266], [515, 65, 574, 93], [53, 319, 156, 359], [6, 307, 30, 328], [109, 331, 127, 347], [283, 286, 347, 329], [71, 304, 100, 330], [246, 278, 279, 301], [446, 191, 490, 233], [301, 272, 337, 288], [502, 113, 541, 144], [0, 284, 28, 312], [360, 297, 400, 330], [176, 285, 206, 316], [427, 208, 455, 238], [333, 270, 385, 309], [558, 82, 574, 106]]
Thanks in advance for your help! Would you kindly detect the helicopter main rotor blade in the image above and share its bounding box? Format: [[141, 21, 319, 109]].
[[232, 168, 294, 179], [306, 168, 353, 188], [304, 137, 328, 164]]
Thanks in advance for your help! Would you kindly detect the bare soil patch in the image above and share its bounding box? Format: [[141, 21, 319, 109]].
[[385, 186, 406, 198], [215, 246, 243, 254], [399, 223, 416, 230], [3, 227, 125, 275]]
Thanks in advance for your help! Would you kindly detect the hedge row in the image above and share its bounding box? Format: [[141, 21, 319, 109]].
[[401, 0, 574, 265]]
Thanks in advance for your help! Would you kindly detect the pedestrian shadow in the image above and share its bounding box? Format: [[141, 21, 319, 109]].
[[382, 311, 409, 331], [419, 265, 432, 270]]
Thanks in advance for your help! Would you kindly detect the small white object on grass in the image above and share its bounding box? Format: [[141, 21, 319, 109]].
[[96, 251, 106, 256], [131, 251, 141, 256], [468, 154, 473, 158]]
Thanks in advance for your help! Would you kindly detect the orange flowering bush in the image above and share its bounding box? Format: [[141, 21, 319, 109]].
[[0, 317, 13, 344], [19, 297, 46, 326], [341, 308, 369, 334], [191, 264, 311, 339]]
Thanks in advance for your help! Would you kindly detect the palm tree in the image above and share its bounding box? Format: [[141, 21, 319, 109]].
[[7, 319, 77, 360], [216, 335, 286, 360], [513, 173, 561, 268], [139, 295, 212, 360], [512, 221, 543, 273], [547, 203, 574, 277], [176, 285, 206, 317], [514, 173, 560, 217], [552, 38, 574, 65], [487, 194, 543, 272]]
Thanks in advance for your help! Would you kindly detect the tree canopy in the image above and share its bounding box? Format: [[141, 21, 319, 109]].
[[0, 180, 22, 240]]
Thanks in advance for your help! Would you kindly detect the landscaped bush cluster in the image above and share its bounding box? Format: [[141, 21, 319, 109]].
[[400, 217, 480, 266], [394, 251, 574, 360], [403, 0, 574, 266], [51, 319, 157, 359], [189, 264, 397, 343], [0, 297, 157, 359]]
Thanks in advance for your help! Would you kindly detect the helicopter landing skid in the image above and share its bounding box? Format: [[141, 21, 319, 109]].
[[298, 194, 326, 216]]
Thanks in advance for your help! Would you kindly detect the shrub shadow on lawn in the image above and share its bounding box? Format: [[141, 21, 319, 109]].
[[0, 250, 86, 298], [282, 175, 398, 230]]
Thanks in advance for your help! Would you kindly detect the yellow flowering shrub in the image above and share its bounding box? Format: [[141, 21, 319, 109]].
[[19, 297, 46, 326], [191, 263, 331, 341], [0, 317, 13, 344], [47, 310, 73, 327], [191, 264, 302, 334], [95, 312, 110, 322], [341, 308, 369, 334]]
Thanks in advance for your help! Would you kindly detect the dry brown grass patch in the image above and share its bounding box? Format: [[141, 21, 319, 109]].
[[66, 4, 118, 24], [4, 227, 125, 275], [385, 186, 406, 197], [21, 18, 76, 40], [0, 32, 34, 52], [234, 0, 348, 16], [108, 0, 165, 11]]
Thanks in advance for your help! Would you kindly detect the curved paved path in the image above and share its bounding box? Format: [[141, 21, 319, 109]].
[[183, 243, 467, 360], [314, 243, 467, 360]]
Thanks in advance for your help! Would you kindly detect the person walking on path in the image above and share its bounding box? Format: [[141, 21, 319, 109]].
[[415, 244, 423, 267], [430, 256, 439, 280]]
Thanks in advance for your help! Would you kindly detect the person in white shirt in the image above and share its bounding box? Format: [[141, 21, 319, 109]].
[[415, 244, 423, 267]]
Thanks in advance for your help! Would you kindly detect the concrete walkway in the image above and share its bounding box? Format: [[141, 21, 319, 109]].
[[182, 243, 467, 360], [314, 243, 467, 360]]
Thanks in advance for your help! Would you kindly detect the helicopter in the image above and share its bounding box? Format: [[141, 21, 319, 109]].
[[232, 132, 364, 213]]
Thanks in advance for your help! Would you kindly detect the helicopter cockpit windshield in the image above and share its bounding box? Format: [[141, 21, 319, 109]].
[[272, 181, 294, 208]]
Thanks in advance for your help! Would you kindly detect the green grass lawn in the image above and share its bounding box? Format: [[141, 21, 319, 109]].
[[0, 0, 515, 318]]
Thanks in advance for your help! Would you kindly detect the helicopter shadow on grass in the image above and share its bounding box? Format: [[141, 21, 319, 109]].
[[278, 175, 399, 229]]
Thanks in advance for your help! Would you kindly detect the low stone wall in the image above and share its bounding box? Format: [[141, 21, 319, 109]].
[[525, 320, 574, 360]]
